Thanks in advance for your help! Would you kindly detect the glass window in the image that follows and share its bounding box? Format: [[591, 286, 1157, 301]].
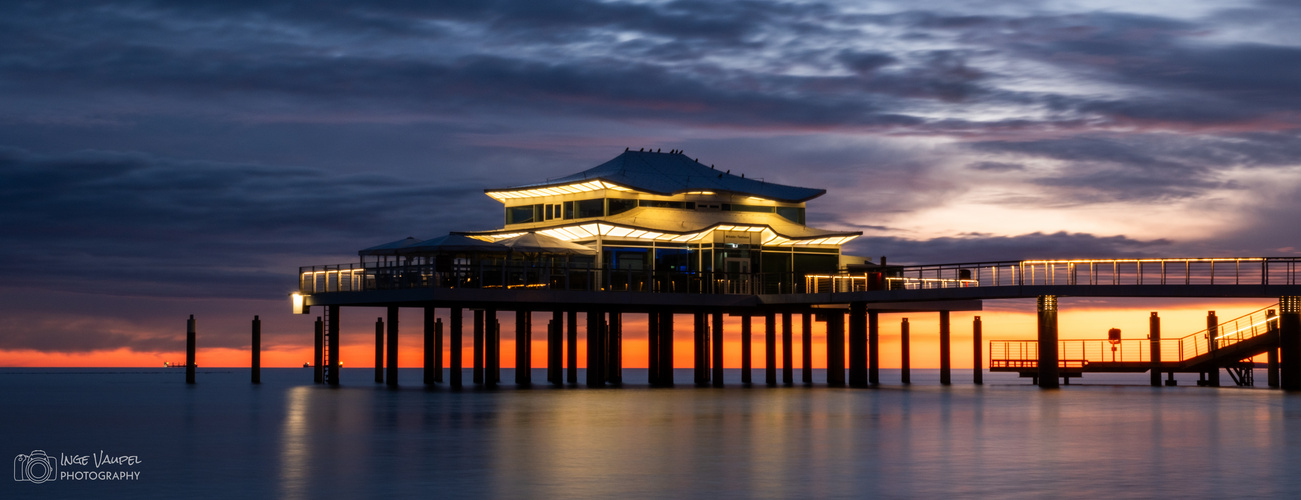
[[506, 205, 536, 224], [776, 207, 804, 223], [545, 204, 554, 220], [608, 198, 637, 216], [577, 199, 604, 218], [563, 201, 574, 220]]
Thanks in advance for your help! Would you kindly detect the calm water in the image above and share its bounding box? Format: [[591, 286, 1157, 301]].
[[3, 368, 1300, 499]]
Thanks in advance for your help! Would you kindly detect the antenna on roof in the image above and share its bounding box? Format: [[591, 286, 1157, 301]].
[[741, 173, 745, 178], [640, 148, 644, 151], [695, 158, 698, 162], [710, 164, 714, 169], [625, 147, 629, 151], [725, 169, 730, 174], [657, 148, 661, 153]]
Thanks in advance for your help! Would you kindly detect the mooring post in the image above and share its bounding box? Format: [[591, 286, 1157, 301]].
[[802, 312, 812, 385], [516, 310, 531, 386], [1149, 312, 1161, 387], [1037, 296, 1059, 389], [765, 312, 777, 386], [473, 309, 484, 385], [609, 311, 623, 385], [782, 312, 793, 386], [901, 318, 911, 384], [327, 306, 340, 386], [567, 310, 578, 385], [586, 309, 605, 387], [375, 317, 385, 384], [1206, 310, 1220, 387], [940, 311, 951, 385], [434, 316, 444, 383], [251, 315, 261, 384], [313, 316, 324, 384], [1280, 298, 1301, 391], [424, 309, 435, 385], [848, 302, 867, 387], [826, 311, 845, 387], [741, 314, 752, 385], [1268, 309, 1279, 388], [712, 312, 724, 387], [972, 316, 982, 385], [450, 307, 463, 389], [186, 315, 196, 384], [386, 307, 399, 387], [487, 309, 499, 387]]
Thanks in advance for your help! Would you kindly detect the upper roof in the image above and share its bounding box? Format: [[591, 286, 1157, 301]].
[[488, 150, 826, 203]]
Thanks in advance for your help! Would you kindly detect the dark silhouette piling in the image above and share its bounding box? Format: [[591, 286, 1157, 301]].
[[186, 315, 196, 384], [251, 315, 261, 384]]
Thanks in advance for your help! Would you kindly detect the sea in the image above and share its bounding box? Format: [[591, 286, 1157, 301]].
[[3, 367, 1301, 499]]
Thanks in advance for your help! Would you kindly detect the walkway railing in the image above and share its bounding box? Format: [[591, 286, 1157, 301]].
[[989, 304, 1280, 369]]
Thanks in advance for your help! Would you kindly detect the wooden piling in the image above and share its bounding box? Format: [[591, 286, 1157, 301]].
[[901, 318, 910, 384], [868, 310, 879, 386], [251, 315, 261, 384], [973, 316, 982, 385], [802, 312, 812, 385], [586, 309, 604, 387], [694, 311, 707, 386], [660, 312, 675, 387], [782, 312, 793, 386], [849, 303, 867, 388], [765, 312, 777, 386], [1149, 312, 1161, 387], [375, 317, 384, 384], [434, 317, 444, 383], [386, 307, 398, 387], [487, 309, 499, 387], [712, 312, 724, 387], [313, 317, 324, 384], [940, 311, 951, 385], [450, 307, 463, 389], [327, 306, 339, 386], [424, 309, 435, 385], [741, 314, 752, 385], [826, 311, 845, 387], [609, 311, 622, 385], [648, 311, 660, 386], [567, 310, 578, 385], [474, 310, 484, 385], [516, 310, 531, 386], [1206, 311, 1220, 387]]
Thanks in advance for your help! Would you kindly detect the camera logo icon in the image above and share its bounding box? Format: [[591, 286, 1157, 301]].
[[14, 450, 57, 484]]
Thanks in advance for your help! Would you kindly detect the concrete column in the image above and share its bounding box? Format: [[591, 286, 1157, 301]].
[[327, 306, 340, 386], [712, 312, 724, 387], [375, 316, 384, 384], [782, 312, 793, 386], [901, 318, 911, 385], [869, 310, 880, 386], [424, 309, 434, 385], [1037, 296, 1059, 389], [473, 309, 484, 385], [314, 317, 324, 384], [694, 311, 707, 386], [826, 311, 845, 387], [516, 310, 532, 386], [450, 307, 463, 389], [802, 312, 812, 385], [1149, 312, 1161, 387], [251, 315, 261, 384], [648, 311, 660, 386], [1268, 309, 1279, 388], [186, 315, 196, 384], [1206, 310, 1220, 387], [765, 312, 777, 386], [848, 303, 867, 387], [487, 309, 499, 387], [586, 309, 605, 387], [973, 316, 982, 385], [549, 310, 563, 385], [741, 314, 752, 385], [1280, 297, 1301, 391], [660, 311, 675, 387], [609, 311, 622, 385], [567, 310, 578, 384], [386, 307, 398, 387], [434, 317, 443, 383], [940, 311, 951, 385]]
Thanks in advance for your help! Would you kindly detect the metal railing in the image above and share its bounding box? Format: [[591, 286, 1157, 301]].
[[298, 262, 805, 295], [989, 304, 1280, 369]]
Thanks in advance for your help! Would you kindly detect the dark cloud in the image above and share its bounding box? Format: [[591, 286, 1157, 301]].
[[847, 231, 1173, 265], [967, 161, 1025, 172]]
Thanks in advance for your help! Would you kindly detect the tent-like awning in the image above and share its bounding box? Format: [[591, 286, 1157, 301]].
[[406, 234, 509, 254], [358, 236, 423, 256], [496, 232, 597, 256]]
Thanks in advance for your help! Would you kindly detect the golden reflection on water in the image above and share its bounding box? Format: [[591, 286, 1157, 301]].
[[278, 386, 311, 500]]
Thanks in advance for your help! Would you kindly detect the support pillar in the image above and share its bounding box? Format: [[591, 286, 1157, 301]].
[[660, 311, 675, 387], [1037, 296, 1059, 389], [741, 314, 752, 385], [848, 302, 867, 388], [869, 310, 880, 386], [1268, 309, 1279, 388], [901, 318, 911, 384], [516, 310, 532, 386], [782, 312, 793, 386], [694, 311, 708, 386], [648, 311, 660, 386], [765, 312, 777, 386], [609, 311, 622, 385], [586, 309, 605, 387], [1280, 297, 1301, 391], [826, 311, 845, 387], [1149, 312, 1161, 387], [251, 315, 261, 384], [802, 312, 812, 385], [548, 310, 562, 385], [327, 306, 339, 386], [374, 316, 384, 383], [972, 316, 982, 385], [386, 307, 398, 387], [186, 315, 196, 385], [450, 308, 463, 389], [1206, 310, 1220, 387], [712, 312, 724, 387], [567, 310, 578, 385], [486, 309, 499, 388], [940, 310, 951, 385], [473, 310, 484, 385], [313, 317, 324, 384], [434, 317, 444, 383], [424, 309, 435, 385]]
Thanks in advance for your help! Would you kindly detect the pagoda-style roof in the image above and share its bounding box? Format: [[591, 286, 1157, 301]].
[[487, 150, 826, 203]]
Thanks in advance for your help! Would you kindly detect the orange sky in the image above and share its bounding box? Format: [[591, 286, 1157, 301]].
[[0, 298, 1273, 369]]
